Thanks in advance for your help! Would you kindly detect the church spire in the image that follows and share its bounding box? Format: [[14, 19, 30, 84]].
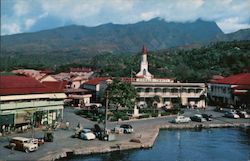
[[142, 45, 147, 55], [136, 45, 153, 79]]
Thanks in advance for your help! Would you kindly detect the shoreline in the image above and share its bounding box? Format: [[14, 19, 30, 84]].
[[40, 122, 250, 161]]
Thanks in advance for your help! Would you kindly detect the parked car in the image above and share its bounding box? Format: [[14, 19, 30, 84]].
[[9, 137, 38, 153], [237, 111, 250, 118], [171, 116, 191, 123], [79, 129, 96, 140], [120, 124, 133, 134], [201, 114, 213, 121], [224, 112, 240, 119], [190, 114, 206, 122], [92, 124, 104, 139]]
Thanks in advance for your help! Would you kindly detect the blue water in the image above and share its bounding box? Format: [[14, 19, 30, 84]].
[[64, 128, 250, 161]]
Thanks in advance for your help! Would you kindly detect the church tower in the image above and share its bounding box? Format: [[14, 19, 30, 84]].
[[136, 45, 153, 79]]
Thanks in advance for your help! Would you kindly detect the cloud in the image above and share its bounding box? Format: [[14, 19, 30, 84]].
[[217, 17, 250, 33], [25, 19, 36, 30], [13, 0, 30, 16], [1, 0, 250, 35], [1, 23, 21, 35], [140, 11, 160, 20]]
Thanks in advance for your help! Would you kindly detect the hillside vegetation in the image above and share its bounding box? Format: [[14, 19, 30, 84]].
[[90, 41, 250, 82], [2, 40, 249, 82]]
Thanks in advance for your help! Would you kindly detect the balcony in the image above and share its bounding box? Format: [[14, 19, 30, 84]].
[[0, 100, 64, 110], [137, 90, 206, 98]]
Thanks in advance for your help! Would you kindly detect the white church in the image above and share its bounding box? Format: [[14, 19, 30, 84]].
[[132, 45, 207, 109]]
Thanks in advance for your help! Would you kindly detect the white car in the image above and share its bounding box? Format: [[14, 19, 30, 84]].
[[171, 116, 191, 123], [225, 112, 240, 119], [237, 111, 250, 118], [79, 129, 96, 140]]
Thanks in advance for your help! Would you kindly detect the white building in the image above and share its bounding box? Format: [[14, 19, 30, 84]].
[[132, 46, 207, 108]]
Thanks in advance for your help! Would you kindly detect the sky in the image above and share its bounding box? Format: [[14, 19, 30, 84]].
[[1, 0, 250, 35]]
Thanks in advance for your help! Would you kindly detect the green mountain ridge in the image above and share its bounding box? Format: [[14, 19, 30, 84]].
[[1, 18, 226, 57]]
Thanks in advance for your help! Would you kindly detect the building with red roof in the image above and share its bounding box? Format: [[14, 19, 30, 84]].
[[83, 77, 112, 102], [0, 76, 66, 134], [208, 73, 250, 107]]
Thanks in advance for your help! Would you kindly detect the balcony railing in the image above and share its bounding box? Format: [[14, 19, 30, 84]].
[[0, 100, 64, 110]]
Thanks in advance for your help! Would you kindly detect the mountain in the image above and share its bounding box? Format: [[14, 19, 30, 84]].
[[216, 28, 250, 41], [1, 18, 224, 57]]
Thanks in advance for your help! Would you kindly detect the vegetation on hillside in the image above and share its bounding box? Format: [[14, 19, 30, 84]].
[[0, 41, 249, 82], [91, 40, 250, 82]]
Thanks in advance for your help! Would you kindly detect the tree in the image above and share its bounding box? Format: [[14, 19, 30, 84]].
[[106, 79, 137, 110], [145, 95, 161, 113], [152, 95, 161, 113]]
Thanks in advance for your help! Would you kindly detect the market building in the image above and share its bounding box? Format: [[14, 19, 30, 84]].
[[0, 76, 66, 134]]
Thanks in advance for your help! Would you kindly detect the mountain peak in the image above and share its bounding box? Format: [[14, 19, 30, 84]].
[[2, 18, 240, 57]]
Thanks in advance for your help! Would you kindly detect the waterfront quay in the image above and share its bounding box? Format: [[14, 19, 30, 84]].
[[0, 107, 249, 161]]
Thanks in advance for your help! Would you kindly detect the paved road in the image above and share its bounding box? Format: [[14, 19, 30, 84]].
[[0, 106, 249, 161]]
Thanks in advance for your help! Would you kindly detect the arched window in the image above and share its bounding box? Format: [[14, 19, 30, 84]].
[[143, 69, 146, 75], [145, 88, 153, 93], [155, 88, 162, 93], [171, 88, 179, 93], [163, 88, 170, 93]]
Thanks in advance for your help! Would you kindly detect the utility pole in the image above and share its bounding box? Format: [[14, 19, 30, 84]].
[[104, 91, 108, 134]]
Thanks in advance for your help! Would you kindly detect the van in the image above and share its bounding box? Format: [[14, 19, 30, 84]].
[[9, 137, 38, 153]]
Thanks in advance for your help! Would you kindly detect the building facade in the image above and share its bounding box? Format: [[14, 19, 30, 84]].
[[132, 46, 207, 108], [0, 76, 66, 134], [83, 77, 112, 102], [208, 73, 250, 107]]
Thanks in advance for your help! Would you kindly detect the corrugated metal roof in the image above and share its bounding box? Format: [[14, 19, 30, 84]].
[[210, 73, 250, 85], [0, 76, 64, 95]]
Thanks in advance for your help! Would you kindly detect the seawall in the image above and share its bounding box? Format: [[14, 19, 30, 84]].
[[39, 122, 250, 161]]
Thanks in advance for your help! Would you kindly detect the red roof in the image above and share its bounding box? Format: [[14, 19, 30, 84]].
[[210, 73, 250, 85], [42, 81, 67, 90], [0, 76, 64, 95], [84, 77, 110, 85], [142, 45, 147, 55], [233, 85, 250, 90]]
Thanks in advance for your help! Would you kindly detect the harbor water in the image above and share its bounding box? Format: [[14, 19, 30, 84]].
[[62, 127, 250, 161]]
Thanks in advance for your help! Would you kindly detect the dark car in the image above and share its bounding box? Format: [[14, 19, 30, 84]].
[[44, 131, 54, 142], [190, 114, 206, 122], [201, 114, 213, 121], [92, 124, 104, 139], [120, 124, 133, 134]]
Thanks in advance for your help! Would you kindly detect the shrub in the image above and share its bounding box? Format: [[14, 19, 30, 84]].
[[151, 113, 158, 117], [86, 113, 93, 118], [110, 117, 118, 122], [139, 114, 150, 119], [121, 116, 129, 120], [91, 116, 99, 121], [161, 112, 170, 116]]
